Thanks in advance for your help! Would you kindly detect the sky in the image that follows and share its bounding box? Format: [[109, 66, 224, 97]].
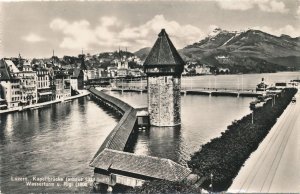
[[0, 0, 299, 58]]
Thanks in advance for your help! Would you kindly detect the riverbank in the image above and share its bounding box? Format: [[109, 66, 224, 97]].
[[0, 90, 90, 115], [187, 88, 298, 192]]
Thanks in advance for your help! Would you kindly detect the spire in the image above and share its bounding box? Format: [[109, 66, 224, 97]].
[[18, 53, 22, 68]]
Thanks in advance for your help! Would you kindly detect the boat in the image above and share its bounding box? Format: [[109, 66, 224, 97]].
[[256, 78, 268, 91]]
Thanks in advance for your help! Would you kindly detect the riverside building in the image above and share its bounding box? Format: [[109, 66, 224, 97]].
[[0, 59, 21, 108], [36, 68, 53, 102], [14, 62, 38, 105]]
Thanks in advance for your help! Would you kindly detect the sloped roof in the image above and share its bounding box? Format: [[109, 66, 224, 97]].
[[144, 29, 185, 67], [5, 59, 20, 73], [71, 68, 83, 78], [89, 87, 136, 157], [0, 59, 15, 80], [90, 148, 191, 182]]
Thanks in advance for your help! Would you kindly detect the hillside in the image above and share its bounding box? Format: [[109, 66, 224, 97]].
[[182, 28, 300, 72], [134, 47, 151, 60], [136, 29, 300, 73]]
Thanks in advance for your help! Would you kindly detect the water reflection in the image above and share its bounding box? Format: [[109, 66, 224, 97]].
[[134, 125, 184, 164], [109, 92, 254, 166], [0, 97, 119, 193]]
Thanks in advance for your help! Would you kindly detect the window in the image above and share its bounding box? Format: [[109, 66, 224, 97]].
[[165, 77, 168, 84]]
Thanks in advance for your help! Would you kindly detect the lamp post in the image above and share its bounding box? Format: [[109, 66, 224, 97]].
[[210, 173, 214, 192]]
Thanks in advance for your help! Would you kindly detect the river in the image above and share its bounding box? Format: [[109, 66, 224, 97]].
[[0, 71, 299, 193]]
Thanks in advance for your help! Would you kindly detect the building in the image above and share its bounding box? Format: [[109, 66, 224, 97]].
[[117, 68, 128, 77], [143, 29, 184, 126], [70, 68, 84, 90], [195, 65, 211, 75], [54, 71, 71, 100], [98, 68, 105, 78], [107, 67, 118, 78], [129, 68, 142, 77], [36, 68, 53, 102], [86, 67, 97, 80], [14, 62, 38, 105], [0, 59, 21, 108]]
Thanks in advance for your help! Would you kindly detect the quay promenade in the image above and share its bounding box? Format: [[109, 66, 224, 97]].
[[229, 90, 300, 193], [0, 90, 90, 114], [88, 87, 192, 190]]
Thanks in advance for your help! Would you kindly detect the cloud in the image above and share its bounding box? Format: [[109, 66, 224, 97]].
[[22, 33, 45, 43], [49, 15, 204, 51], [208, 25, 220, 32], [118, 15, 204, 49], [258, 0, 288, 13], [50, 18, 97, 50], [217, 0, 289, 13], [217, 0, 255, 11], [252, 25, 300, 37], [296, 5, 300, 17]]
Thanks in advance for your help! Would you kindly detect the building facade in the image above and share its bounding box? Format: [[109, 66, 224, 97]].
[[0, 59, 22, 108], [70, 68, 84, 90], [55, 71, 71, 100], [14, 64, 38, 105], [36, 68, 52, 102], [143, 29, 184, 126]]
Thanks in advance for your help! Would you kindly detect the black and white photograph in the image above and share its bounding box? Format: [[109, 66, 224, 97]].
[[0, 0, 300, 193]]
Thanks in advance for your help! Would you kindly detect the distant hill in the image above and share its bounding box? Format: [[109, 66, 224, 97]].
[[135, 28, 300, 73], [134, 47, 151, 61]]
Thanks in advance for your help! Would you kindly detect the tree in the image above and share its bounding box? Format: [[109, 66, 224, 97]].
[[127, 180, 201, 194]]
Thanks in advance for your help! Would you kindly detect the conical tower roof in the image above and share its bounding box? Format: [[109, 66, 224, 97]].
[[144, 29, 184, 76]]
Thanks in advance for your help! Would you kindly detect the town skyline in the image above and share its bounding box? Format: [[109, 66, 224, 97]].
[[0, 0, 300, 58]]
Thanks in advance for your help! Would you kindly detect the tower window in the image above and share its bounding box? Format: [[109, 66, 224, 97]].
[[165, 77, 168, 83]]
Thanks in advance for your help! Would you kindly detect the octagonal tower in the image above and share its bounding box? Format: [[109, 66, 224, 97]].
[[143, 29, 185, 126]]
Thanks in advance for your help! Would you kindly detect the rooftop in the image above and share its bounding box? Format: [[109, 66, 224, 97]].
[[144, 29, 185, 68], [89, 88, 136, 156], [90, 148, 191, 182], [0, 59, 17, 81]]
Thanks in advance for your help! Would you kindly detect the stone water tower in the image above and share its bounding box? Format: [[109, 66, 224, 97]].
[[144, 29, 184, 126]]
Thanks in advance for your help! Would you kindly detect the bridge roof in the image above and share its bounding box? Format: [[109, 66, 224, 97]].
[[90, 149, 191, 182], [144, 29, 185, 67], [89, 87, 137, 158]]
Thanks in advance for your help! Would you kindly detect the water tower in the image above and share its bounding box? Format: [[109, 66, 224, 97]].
[[143, 29, 184, 126]]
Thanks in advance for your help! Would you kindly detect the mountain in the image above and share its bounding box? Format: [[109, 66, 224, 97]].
[[134, 47, 151, 60], [136, 29, 300, 73], [181, 28, 300, 73]]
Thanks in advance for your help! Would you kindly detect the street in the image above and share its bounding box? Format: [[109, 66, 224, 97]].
[[229, 89, 300, 193]]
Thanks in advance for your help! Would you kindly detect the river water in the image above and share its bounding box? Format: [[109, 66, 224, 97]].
[[0, 72, 299, 193]]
